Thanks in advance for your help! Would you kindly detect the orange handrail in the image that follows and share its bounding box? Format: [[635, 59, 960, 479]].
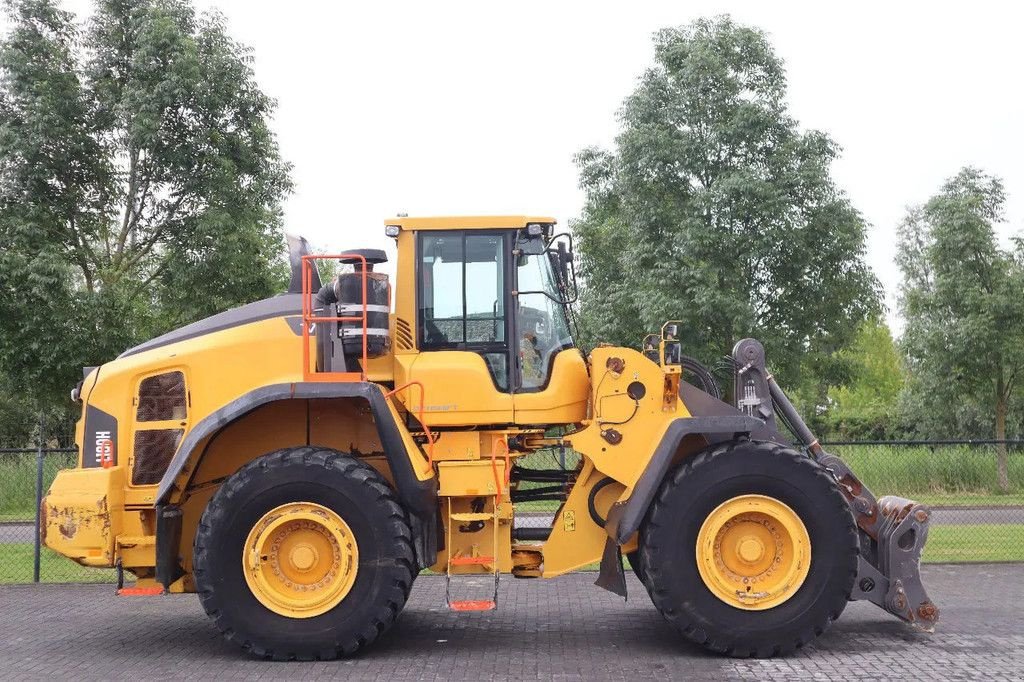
[[491, 439, 511, 505], [384, 381, 436, 471], [301, 253, 369, 382]]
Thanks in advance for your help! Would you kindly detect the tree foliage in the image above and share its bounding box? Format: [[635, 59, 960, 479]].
[[897, 167, 1024, 490], [573, 16, 880, 391], [824, 318, 905, 439], [0, 0, 290, 410]]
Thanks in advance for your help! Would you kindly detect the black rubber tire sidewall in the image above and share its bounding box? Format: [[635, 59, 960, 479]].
[[193, 448, 415, 660], [626, 550, 645, 584], [639, 440, 857, 657]]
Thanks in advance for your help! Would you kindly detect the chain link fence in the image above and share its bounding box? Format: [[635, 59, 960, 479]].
[[0, 418, 116, 585], [2, 435, 1022, 584], [512, 440, 1024, 564], [824, 440, 1024, 563]]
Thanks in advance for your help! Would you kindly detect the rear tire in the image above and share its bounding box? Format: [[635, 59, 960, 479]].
[[639, 440, 857, 657], [193, 447, 416, 660]]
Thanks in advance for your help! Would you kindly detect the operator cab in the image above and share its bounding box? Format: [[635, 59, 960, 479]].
[[416, 222, 574, 391], [389, 216, 588, 426]]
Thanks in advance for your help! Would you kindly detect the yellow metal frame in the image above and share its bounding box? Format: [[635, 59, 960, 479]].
[[385, 215, 556, 231]]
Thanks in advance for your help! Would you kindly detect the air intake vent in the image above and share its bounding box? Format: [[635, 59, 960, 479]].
[[395, 317, 414, 350], [137, 371, 186, 421], [132, 429, 183, 485]]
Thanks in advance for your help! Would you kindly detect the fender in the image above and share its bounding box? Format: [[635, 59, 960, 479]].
[[154, 382, 439, 574], [603, 415, 765, 545], [151, 382, 436, 569], [156, 381, 436, 514]]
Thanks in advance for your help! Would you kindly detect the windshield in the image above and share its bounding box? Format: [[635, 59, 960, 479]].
[[516, 251, 573, 390]]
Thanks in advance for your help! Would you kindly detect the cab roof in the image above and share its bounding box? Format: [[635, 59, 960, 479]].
[[384, 215, 556, 231]]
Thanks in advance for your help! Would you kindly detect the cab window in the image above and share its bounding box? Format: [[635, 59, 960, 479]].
[[418, 231, 509, 389], [516, 251, 573, 390]]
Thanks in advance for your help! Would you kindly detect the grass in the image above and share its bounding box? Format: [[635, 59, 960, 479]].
[[915, 493, 1024, 507], [0, 543, 116, 584], [923, 524, 1024, 563], [0, 451, 76, 521], [830, 445, 1024, 500]]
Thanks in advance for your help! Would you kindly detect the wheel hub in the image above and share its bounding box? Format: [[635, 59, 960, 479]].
[[737, 536, 765, 563], [243, 502, 358, 618], [696, 494, 811, 610], [289, 543, 318, 572]]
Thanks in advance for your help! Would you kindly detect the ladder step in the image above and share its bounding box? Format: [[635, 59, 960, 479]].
[[117, 586, 164, 597], [449, 599, 496, 612], [450, 512, 494, 522], [449, 555, 495, 566]]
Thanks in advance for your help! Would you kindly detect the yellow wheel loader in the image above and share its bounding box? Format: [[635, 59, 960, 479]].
[[43, 216, 938, 659]]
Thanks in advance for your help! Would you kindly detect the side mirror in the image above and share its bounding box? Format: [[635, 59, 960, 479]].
[[556, 241, 571, 285]]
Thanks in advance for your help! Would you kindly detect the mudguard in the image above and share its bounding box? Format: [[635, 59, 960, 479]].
[[155, 381, 439, 569], [603, 414, 765, 545]]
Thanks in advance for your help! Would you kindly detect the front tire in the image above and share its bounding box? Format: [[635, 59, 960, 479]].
[[639, 440, 857, 657], [193, 447, 416, 660]]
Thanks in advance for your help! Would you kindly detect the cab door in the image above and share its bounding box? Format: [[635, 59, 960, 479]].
[[403, 230, 514, 426], [510, 243, 589, 425]]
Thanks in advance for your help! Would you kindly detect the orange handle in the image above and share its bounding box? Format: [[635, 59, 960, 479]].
[[384, 381, 435, 471], [491, 439, 510, 505]]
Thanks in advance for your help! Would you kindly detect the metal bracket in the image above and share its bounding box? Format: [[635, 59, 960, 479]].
[[851, 556, 889, 607], [731, 339, 778, 429], [876, 496, 939, 631]]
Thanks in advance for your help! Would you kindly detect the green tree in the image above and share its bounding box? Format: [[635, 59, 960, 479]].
[[897, 167, 1024, 491], [573, 16, 880, 395], [825, 318, 905, 439], [0, 0, 290, 414]]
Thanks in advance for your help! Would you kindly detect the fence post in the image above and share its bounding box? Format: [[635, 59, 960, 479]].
[[33, 413, 44, 583]]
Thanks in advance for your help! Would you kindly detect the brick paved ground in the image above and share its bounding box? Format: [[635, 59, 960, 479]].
[[2, 564, 1022, 680]]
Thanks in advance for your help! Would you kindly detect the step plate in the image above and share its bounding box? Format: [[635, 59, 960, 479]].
[[117, 586, 164, 596], [449, 599, 496, 612]]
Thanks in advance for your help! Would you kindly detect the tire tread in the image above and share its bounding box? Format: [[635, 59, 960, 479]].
[[193, 447, 416, 660], [638, 439, 858, 658]]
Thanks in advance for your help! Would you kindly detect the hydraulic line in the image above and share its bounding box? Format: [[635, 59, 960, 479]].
[[511, 467, 575, 483]]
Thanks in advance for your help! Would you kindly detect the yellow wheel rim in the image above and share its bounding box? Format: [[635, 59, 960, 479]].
[[696, 494, 811, 610], [242, 502, 358, 618]]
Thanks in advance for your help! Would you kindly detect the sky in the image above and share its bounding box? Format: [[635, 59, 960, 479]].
[[14, 1, 1024, 332]]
